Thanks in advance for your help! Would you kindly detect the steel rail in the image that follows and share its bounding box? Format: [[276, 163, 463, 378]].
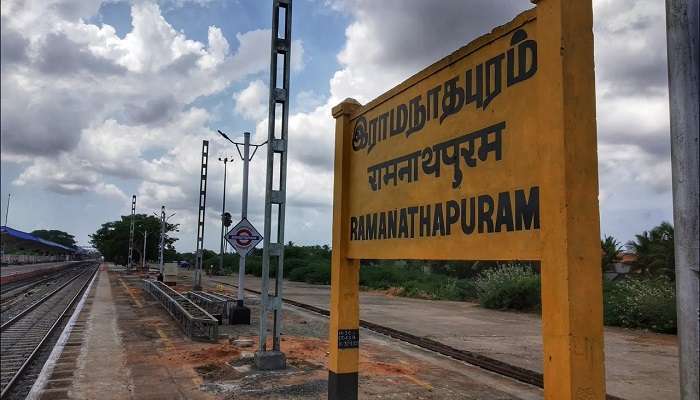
[[209, 278, 625, 400], [1, 274, 61, 298], [1, 269, 86, 332], [1, 265, 82, 303], [0, 265, 98, 399]]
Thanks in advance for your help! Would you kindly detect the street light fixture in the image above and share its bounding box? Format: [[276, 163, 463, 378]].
[[153, 206, 176, 275], [218, 129, 266, 325], [217, 155, 233, 276]]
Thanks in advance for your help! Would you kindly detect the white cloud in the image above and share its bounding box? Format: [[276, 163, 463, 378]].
[[233, 80, 268, 121], [1, 0, 674, 249]]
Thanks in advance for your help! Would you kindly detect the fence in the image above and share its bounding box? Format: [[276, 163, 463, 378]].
[[142, 279, 219, 341], [1, 254, 72, 265], [185, 291, 230, 324]]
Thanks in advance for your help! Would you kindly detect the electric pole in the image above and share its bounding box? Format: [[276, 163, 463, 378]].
[[218, 156, 231, 275], [218, 129, 265, 325], [142, 229, 147, 271], [666, 1, 699, 398], [193, 140, 209, 290], [155, 206, 175, 275], [1, 193, 10, 263], [128, 195, 136, 271], [257, 0, 293, 370]]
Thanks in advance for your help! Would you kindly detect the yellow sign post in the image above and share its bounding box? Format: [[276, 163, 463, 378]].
[[329, 1, 604, 399]]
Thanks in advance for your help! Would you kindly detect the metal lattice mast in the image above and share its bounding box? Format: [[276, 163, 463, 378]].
[[258, 0, 292, 357], [159, 206, 165, 273], [194, 140, 210, 290], [127, 195, 136, 270]]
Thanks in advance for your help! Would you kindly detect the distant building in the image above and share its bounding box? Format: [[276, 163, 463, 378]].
[[1, 226, 76, 265], [604, 251, 638, 281]]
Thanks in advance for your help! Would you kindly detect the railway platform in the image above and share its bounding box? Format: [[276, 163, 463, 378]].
[[208, 274, 680, 400], [18, 266, 680, 399], [28, 267, 547, 399]]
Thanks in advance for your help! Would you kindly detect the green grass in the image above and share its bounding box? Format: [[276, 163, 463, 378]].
[[474, 265, 541, 311], [192, 246, 676, 333]]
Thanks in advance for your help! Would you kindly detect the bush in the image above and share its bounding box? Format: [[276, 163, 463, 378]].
[[474, 265, 541, 311], [603, 277, 676, 333], [288, 262, 330, 285]]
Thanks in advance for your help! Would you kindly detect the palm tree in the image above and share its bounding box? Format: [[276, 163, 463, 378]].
[[601, 235, 622, 272], [627, 222, 675, 279]]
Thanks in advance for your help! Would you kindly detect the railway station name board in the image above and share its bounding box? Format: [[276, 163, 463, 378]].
[[329, 4, 605, 399], [342, 12, 543, 261]]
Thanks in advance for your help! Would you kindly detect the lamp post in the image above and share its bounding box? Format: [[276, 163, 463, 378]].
[[218, 156, 232, 276], [142, 229, 147, 271], [218, 129, 265, 325], [0, 193, 10, 264], [154, 206, 176, 275]]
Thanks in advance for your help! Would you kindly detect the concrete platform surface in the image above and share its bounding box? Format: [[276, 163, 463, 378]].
[[34, 267, 550, 399], [209, 273, 680, 400]]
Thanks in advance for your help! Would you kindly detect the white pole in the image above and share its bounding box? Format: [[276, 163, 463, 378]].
[[237, 132, 251, 305], [142, 229, 147, 271], [1, 194, 9, 263], [3, 193, 10, 227], [160, 206, 165, 274], [666, 1, 699, 398]]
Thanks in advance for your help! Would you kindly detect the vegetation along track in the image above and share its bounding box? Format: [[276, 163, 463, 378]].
[[0, 263, 98, 399], [209, 278, 625, 400]]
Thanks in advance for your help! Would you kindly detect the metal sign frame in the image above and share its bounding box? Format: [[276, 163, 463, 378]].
[[328, 2, 605, 399]]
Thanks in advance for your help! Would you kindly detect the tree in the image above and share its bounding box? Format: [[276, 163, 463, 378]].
[[31, 230, 77, 248], [627, 222, 675, 279], [90, 214, 179, 266], [601, 235, 622, 272]]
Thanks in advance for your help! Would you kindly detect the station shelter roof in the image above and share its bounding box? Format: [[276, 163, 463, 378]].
[[0, 226, 76, 254]]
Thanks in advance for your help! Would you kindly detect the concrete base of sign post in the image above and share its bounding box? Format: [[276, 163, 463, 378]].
[[254, 351, 286, 370], [230, 301, 251, 325]]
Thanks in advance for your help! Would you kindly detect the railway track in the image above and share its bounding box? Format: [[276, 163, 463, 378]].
[[0, 267, 75, 297], [1, 265, 90, 325], [208, 277, 625, 400], [0, 263, 98, 399]]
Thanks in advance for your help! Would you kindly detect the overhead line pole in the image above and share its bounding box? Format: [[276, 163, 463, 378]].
[[256, 0, 293, 370], [666, 1, 699, 398], [3, 194, 9, 227], [142, 229, 147, 271], [193, 140, 210, 291], [154, 206, 175, 275], [1, 194, 10, 263], [128, 195, 136, 271], [218, 156, 231, 275], [238, 133, 251, 306], [160, 206, 166, 273], [218, 129, 265, 325]]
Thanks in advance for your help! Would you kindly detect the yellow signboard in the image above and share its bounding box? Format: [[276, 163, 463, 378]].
[[345, 11, 541, 261], [328, 1, 605, 400]]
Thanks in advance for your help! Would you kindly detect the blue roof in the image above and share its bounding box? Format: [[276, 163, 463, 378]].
[[0, 226, 76, 253]]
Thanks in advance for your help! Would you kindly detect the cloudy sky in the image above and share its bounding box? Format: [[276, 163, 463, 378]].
[[1, 0, 672, 252]]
